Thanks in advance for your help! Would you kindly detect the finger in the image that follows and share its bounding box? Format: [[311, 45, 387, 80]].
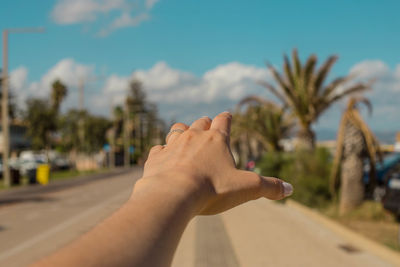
[[237, 170, 293, 200], [210, 111, 232, 137], [166, 122, 189, 144], [260, 174, 293, 200], [148, 145, 163, 157], [200, 170, 293, 215], [190, 116, 212, 130]]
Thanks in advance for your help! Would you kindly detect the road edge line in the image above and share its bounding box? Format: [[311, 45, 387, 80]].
[[286, 199, 400, 266]]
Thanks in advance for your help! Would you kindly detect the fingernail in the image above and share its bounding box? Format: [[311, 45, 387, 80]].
[[282, 182, 293, 197], [222, 111, 232, 117]]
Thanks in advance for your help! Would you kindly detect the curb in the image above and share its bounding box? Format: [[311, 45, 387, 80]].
[[286, 199, 400, 266]]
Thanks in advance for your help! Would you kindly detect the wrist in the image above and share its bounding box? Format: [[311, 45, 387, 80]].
[[131, 173, 211, 218]]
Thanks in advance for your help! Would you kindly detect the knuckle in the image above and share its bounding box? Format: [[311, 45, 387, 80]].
[[151, 144, 162, 151], [181, 129, 196, 141], [149, 145, 162, 154], [202, 116, 212, 123], [172, 122, 186, 129], [210, 129, 226, 142]]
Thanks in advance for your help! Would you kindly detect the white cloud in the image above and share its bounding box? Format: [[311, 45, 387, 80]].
[[10, 59, 94, 112], [11, 58, 399, 131], [9, 66, 28, 107], [10, 66, 28, 92], [28, 58, 93, 97], [317, 60, 400, 132], [97, 12, 149, 37], [92, 61, 272, 123], [51, 0, 158, 36], [145, 0, 159, 9]]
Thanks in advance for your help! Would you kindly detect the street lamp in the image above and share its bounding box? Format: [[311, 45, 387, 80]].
[[2, 27, 44, 187]]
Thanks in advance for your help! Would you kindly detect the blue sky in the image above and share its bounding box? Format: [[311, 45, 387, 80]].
[[1, 0, 400, 137]]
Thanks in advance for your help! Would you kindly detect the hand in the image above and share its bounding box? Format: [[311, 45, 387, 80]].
[[138, 111, 293, 216]]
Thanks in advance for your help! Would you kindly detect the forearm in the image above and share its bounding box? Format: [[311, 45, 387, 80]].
[[34, 175, 200, 267]]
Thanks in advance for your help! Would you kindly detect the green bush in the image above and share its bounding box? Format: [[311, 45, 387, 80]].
[[257, 147, 332, 208]]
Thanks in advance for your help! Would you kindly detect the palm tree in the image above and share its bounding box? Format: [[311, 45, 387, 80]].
[[231, 97, 293, 168], [51, 79, 68, 113], [234, 96, 293, 151], [126, 80, 147, 156], [330, 97, 381, 215], [261, 49, 371, 149], [107, 106, 123, 168]]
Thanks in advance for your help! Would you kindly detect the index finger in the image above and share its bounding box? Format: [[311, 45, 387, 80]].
[[209, 111, 232, 136]]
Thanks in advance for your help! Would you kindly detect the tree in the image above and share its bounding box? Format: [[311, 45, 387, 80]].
[[126, 80, 147, 156], [51, 80, 67, 113], [24, 98, 56, 149], [261, 49, 371, 149], [122, 79, 165, 164], [24, 80, 68, 151], [106, 106, 124, 167], [59, 109, 111, 153], [233, 96, 293, 152], [330, 97, 381, 215]]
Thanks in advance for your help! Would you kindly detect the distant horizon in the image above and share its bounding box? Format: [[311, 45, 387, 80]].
[[315, 128, 398, 144]]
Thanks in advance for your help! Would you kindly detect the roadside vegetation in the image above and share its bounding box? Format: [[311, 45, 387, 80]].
[[323, 201, 400, 252], [232, 49, 399, 252], [1, 75, 166, 190], [50, 168, 109, 181]]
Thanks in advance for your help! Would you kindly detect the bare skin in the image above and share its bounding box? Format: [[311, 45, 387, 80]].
[[33, 111, 293, 267]]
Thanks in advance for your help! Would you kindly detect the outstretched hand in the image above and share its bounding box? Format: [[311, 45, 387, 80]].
[[138, 111, 293, 216], [34, 111, 294, 267]]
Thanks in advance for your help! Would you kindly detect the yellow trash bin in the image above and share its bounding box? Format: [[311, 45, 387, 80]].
[[37, 164, 50, 185]]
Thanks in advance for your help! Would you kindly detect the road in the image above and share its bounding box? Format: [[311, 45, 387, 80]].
[[0, 169, 395, 267]]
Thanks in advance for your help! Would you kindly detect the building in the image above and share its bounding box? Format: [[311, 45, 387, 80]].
[[395, 132, 400, 152], [0, 124, 31, 157]]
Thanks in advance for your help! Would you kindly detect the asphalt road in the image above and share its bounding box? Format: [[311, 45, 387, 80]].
[[0, 169, 395, 267]]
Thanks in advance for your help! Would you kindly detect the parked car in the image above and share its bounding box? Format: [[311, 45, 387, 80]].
[[363, 152, 400, 201], [382, 172, 400, 221], [19, 151, 47, 176]]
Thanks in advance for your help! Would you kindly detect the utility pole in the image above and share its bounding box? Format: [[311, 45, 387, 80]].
[[77, 76, 104, 150], [2, 30, 10, 187], [78, 78, 84, 111], [78, 78, 85, 147], [123, 101, 130, 167], [2, 27, 44, 187]]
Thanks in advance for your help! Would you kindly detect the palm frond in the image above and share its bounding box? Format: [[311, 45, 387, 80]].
[[347, 96, 373, 116], [292, 49, 302, 77], [283, 54, 296, 89], [303, 54, 317, 91], [266, 62, 298, 105], [257, 81, 288, 105], [330, 97, 381, 196], [314, 55, 338, 94], [237, 95, 277, 109], [328, 83, 370, 104]]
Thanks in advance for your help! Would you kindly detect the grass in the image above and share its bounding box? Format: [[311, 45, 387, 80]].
[[50, 168, 109, 181], [322, 201, 400, 252]]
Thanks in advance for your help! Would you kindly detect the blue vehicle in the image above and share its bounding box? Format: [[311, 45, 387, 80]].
[[363, 153, 400, 200]]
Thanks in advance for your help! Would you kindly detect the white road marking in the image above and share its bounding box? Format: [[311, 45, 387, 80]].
[[0, 189, 130, 261]]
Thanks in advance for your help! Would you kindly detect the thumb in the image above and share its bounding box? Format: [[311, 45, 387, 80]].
[[237, 170, 293, 200]]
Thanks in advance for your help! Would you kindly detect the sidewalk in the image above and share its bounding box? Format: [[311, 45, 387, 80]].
[[172, 199, 395, 267]]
